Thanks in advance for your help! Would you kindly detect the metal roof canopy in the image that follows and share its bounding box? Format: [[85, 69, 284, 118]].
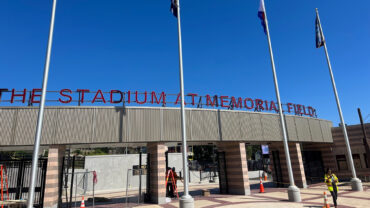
[[0, 106, 333, 147]]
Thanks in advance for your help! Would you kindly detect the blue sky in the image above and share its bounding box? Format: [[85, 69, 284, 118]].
[[0, 0, 369, 125]]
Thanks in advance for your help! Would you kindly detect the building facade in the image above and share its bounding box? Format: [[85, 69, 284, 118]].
[[330, 124, 370, 180], [1, 106, 363, 207]]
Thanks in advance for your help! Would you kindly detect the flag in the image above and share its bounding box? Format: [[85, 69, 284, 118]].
[[315, 13, 324, 48], [171, 0, 178, 18], [258, 0, 267, 34]]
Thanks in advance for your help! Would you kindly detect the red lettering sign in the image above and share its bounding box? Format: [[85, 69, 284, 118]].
[[0, 89, 8, 102], [269, 101, 277, 112], [11, 89, 26, 103], [31, 88, 42, 103], [135, 91, 147, 104], [244, 98, 254, 109], [231, 97, 243, 109], [110, 90, 123, 104], [59, 89, 72, 104], [255, 99, 264, 110], [188, 93, 198, 106], [77, 89, 90, 103], [0, 88, 318, 118], [127, 90, 131, 104], [287, 103, 293, 113], [175, 93, 186, 105], [220, 96, 229, 108], [206, 95, 218, 107], [151, 92, 166, 105], [92, 90, 106, 103]]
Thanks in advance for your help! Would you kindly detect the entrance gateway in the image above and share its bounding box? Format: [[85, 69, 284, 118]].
[[0, 90, 335, 207]]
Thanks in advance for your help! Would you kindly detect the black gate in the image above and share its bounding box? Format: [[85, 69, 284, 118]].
[[60, 155, 87, 208], [0, 159, 48, 208], [302, 151, 325, 184], [217, 152, 228, 194], [272, 151, 283, 187], [145, 153, 151, 202]]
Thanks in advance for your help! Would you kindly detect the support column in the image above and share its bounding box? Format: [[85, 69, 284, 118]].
[[147, 142, 166, 204], [218, 142, 250, 195], [270, 142, 307, 188], [289, 143, 307, 188], [43, 145, 65, 208]]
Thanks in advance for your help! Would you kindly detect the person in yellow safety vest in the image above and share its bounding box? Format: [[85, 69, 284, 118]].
[[325, 168, 338, 208]]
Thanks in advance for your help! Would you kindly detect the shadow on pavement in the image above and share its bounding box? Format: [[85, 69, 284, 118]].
[[176, 187, 220, 197], [61, 195, 141, 208], [250, 181, 277, 189]]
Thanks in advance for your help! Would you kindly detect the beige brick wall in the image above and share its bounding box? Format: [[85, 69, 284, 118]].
[[147, 142, 166, 204], [218, 142, 250, 195], [270, 142, 307, 188], [43, 145, 65, 208]]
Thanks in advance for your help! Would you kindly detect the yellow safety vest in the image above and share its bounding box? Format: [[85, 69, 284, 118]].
[[324, 174, 338, 192]]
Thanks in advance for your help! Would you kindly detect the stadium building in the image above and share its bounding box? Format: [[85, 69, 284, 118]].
[[0, 89, 369, 207]]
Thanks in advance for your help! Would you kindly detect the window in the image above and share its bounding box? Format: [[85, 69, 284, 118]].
[[336, 155, 348, 171], [352, 154, 362, 169], [168, 146, 176, 153]]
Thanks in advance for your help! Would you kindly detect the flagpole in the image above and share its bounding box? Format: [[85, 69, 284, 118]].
[[261, 0, 301, 201], [27, 0, 57, 207], [176, 0, 194, 207], [315, 8, 363, 191]]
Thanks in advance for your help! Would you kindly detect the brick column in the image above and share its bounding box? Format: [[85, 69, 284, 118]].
[[289, 143, 307, 188], [147, 142, 166, 204], [43, 145, 65, 208], [270, 142, 307, 188], [218, 142, 250, 195]]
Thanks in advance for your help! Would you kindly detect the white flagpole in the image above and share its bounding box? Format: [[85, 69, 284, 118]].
[[175, 1, 194, 207], [316, 8, 363, 191], [261, 0, 301, 201], [27, 0, 57, 207]]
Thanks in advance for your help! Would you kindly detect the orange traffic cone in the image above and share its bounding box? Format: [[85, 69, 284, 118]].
[[264, 172, 267, 181], [80, 196, 85, 208], [259, 177, 265, 193], [323, 191, 330, 208]]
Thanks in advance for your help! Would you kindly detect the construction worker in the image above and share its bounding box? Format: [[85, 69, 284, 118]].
[[325, 168, 338, 208], [166, 167, 172, 197], [165, 167, 179, 198]]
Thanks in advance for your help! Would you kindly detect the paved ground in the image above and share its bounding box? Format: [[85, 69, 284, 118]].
[[70, 181, 370, 208]]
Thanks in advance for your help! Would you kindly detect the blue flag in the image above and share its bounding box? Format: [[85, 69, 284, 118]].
[[258, 0, 267, 34], [316, 14, 324, 48], [171, 0, 178, 18]]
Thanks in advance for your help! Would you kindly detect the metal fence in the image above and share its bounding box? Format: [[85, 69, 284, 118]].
[[62, 171, 89, 208], [0, 159, 47, 208]]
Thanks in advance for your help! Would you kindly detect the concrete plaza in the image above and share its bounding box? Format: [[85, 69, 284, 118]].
[[75, 180, 370, 208]]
